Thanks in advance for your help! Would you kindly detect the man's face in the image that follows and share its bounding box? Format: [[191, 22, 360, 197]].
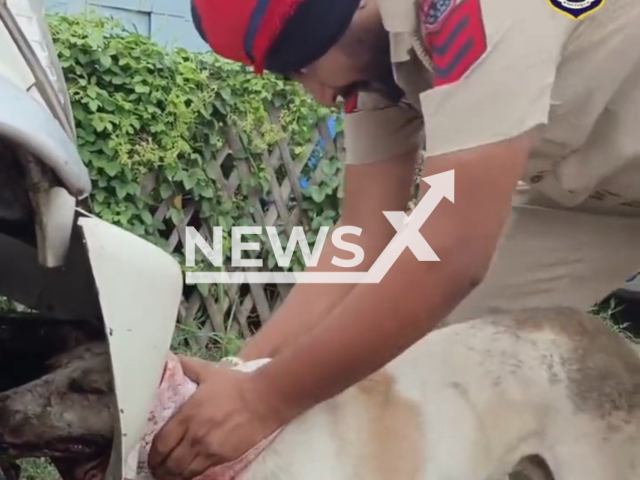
[[288, 52, 362, 107], [288, 32, 404, 107]]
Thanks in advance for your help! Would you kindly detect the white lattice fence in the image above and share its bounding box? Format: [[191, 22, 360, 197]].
[[144, 115, 344, 347]]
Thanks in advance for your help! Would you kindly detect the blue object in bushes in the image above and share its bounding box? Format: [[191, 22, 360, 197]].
[[300, 114, 341, 188]]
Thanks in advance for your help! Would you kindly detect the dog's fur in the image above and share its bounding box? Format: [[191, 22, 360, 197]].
[[0, 341, 115, 459], [1, 306, 640, 480], [231, 307, 640, 480]]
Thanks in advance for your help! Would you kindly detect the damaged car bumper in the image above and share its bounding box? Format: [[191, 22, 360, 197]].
[[0, 1, 185, 479]]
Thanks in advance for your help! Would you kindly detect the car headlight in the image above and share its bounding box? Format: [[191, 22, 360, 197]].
[[0, 0, 76, 140]]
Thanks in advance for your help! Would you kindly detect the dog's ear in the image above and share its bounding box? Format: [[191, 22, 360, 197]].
[[47, 342, 110, 372], [68, 364, 114, 395]]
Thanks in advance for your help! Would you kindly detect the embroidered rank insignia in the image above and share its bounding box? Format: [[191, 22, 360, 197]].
[[548, 0, 605, 20], [419, 0, 487, 88]]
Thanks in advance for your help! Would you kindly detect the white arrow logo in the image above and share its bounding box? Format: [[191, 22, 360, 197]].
[[365, 169, 455, 283], [185, 169, 455, 284]]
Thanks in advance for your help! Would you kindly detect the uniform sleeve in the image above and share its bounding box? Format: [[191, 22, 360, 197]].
[[343, 91, 424, 165], [419, 0, 578, 157]]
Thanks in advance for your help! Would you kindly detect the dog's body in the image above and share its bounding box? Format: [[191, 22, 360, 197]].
[[2, 307, 640, 480], [215, 307, 640, 480]]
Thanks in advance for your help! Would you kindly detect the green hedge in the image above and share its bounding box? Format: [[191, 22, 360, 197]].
[[48, 13, 344, 276]]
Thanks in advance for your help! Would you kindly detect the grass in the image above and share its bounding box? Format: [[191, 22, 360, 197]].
[[14, 301, 640, 480], [18, 459, 59, 480], [590, 297, 639, 344], [170, 320, 245, 361]]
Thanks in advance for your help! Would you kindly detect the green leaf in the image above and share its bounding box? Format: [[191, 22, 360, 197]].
[[114, 180, 130, 199], [140, 209, 154, 225], [198, 185, 215, 198], [102, 161, 121, 177], [183, 171, 199, 190], [160, 183, 174, 199], [100, 54, 112, 68], [169, 208, 184, 226], [324, 175, 340, 189], [309, 185, 325, 203], [196, 283, 210, 296]]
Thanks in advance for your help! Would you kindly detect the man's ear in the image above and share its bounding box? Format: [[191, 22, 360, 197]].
[[358, 0, 367, 9]]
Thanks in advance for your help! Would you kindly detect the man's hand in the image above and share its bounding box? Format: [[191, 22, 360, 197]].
[[147, 356, 287, 480]]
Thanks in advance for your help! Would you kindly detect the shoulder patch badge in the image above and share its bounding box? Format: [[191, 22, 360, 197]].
[[548, 0, 605, 20], [420, 0, 456, 31], [419, 0, 487, 88]]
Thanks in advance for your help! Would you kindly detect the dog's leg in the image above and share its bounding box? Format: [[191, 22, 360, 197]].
[[541, 443, 633, 480]]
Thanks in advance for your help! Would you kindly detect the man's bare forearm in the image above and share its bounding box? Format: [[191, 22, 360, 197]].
[[238, 151, 419, 362], [249, 239, 488, 425], [246, 133, 532, 431]]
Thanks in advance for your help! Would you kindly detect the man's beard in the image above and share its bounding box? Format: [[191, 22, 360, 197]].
[[365, 60, 405, 103], [344, 35, 405, 104]]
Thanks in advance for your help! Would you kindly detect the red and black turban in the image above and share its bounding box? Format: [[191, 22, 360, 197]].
[[191, 0, 361, 75]]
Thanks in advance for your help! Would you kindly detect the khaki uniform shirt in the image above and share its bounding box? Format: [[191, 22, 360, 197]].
[[345, 0, 640, 215]]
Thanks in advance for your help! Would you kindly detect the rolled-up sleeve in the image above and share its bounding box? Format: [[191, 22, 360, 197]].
[[419, 0, 577, 157], [344, 92, 424, 165]]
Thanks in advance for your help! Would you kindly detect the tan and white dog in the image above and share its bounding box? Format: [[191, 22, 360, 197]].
[[127, 306, 640, 480]]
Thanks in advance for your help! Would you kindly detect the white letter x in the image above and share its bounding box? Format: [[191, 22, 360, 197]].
[[383, 211, 439, 261]]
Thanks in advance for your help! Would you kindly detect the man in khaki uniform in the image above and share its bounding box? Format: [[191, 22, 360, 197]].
[[148, 0, 640, 478], [342, 0, 640, 323]]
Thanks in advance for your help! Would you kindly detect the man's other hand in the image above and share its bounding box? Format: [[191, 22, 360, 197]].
[[147, 356, 284, 480]]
